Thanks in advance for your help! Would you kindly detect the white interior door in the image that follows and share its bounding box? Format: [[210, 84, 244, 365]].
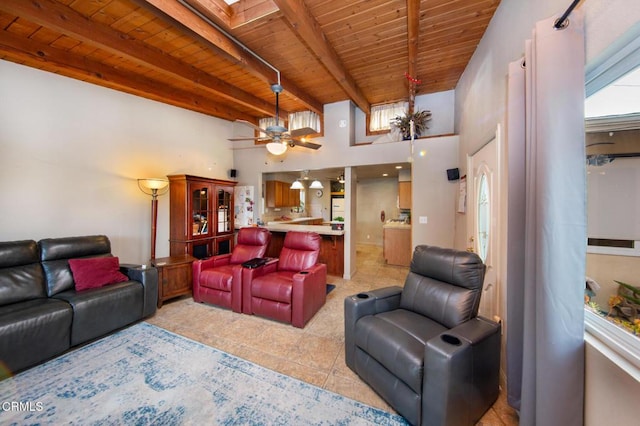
[[467, 137, 500, 320]]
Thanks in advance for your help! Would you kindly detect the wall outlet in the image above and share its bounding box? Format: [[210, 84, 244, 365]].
[[419, 216, 428, 224]]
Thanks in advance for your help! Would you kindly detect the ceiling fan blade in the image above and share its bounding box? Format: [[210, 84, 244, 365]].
[[235, 119, 268, 134], [291, 139, 322, 150], [228, 136, 263, 141], [586, 142, 615, 147], [289, 127, 318, 137]]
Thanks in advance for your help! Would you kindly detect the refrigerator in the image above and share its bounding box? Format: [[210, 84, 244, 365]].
[[331, 197, 345, 220], [234, 186, 255, 228]]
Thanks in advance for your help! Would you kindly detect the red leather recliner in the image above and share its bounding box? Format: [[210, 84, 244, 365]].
[[192, 227, 271, 312], [242, 231, 327, 328]]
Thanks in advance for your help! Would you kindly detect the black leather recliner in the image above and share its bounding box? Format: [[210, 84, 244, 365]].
[[345, 245, 501, 426]]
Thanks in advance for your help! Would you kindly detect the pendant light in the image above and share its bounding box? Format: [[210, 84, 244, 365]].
[[290, 180, 304, 189], [309, 179, 323, 189]]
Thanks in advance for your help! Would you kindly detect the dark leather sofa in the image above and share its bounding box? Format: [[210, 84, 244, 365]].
[[345, 245, 501, 426], [0, 235, 158, 378]]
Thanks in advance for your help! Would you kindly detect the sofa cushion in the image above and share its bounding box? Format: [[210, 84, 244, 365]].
[[69, 256, 128, 291], [229, 228, 270, 264], [251, 271, 296, 303], [400, 245, 485, 329], [0, 298, 72, 376], [355, 309, 446, 394], [278, 232, 320, 272], [199, 264, 235, 291], [0, 240, 46, 306], [40, 235, 112, 296], [54, 281, 143, 346]]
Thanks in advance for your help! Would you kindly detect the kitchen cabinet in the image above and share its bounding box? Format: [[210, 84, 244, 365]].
[[265, 180, 300, 208], [383, 225, 412, 266], [168, 175, 236, 259], [399, 181, 412, 210]]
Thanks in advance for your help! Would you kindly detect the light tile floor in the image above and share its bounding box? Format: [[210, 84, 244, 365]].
[[147, 244, 519, 425]]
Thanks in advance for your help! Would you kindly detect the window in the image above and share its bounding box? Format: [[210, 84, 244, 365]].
[[476, 172, 490, 262], [369, 101, 408, 132], [584, 36, 640, 374]]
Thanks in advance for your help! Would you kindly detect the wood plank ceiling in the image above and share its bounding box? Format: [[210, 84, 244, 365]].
[[0, 0, 501, 128]]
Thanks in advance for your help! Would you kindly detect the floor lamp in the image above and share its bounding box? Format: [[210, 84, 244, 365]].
[[138, 178, 169, 260]]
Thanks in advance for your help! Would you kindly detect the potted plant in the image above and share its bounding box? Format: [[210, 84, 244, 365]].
[[391, 110, 432, 140]]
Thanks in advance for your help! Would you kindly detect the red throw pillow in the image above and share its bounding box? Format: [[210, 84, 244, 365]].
[[69, 256, 129, 291]]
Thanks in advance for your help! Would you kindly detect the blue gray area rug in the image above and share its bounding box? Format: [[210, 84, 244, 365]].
[[0, 322, 407, 425]]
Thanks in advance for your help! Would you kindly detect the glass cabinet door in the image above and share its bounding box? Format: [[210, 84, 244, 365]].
[[191, 185, 210, 237], [217, 187, 233, 234]]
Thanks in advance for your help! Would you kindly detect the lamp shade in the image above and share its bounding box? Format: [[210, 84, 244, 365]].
[[309, 180, 323, 189], [137, 178, 169, 197], [290, 180, 304, 189], [138, 178, 169, 190], [266, 141, 287, 155]]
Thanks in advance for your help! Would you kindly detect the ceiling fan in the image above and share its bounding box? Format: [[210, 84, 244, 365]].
[[586, 141, 640, 165], [228, 84, 321, 155]]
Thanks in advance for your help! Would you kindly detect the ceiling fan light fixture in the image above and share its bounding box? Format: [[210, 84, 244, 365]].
[[309, 179, 324, 189], [291, 180, 304, 189], [266, 141, 287, 155]]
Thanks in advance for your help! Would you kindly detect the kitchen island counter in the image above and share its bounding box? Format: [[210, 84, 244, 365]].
[[264, 223, 344, 236], [266, 217, 324, 225]]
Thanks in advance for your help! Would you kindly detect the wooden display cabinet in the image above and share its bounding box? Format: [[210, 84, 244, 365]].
[[168, 175, 236, 259]]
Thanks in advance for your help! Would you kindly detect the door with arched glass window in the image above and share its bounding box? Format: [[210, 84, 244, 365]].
[[467, 136, 500, 321]]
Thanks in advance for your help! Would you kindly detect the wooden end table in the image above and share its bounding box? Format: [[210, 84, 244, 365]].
[[152, 254, 196, 308]]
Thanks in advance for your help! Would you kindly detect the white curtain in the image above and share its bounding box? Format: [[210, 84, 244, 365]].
[[505, 11, 586, 426], [288, 111, 321, 133], [258, 117, 285, 131], [369, 101, 407, 131]]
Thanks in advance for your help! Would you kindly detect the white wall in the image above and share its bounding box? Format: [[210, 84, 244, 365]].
[[584, 342, 640, 425], [411, 136, 459, 249], [0, 60, 234, 263], [355, 178, 398, 246]]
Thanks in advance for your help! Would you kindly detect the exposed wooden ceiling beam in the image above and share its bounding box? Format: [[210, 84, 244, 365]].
[[0, 31, 251, 122], [272, 0, 370, 114], [142, 0, 323, 115], [184, 0, 281, 29], [407, 0, 420, 114], [230, 0, 280, 28], [0, 0, 277, 118]]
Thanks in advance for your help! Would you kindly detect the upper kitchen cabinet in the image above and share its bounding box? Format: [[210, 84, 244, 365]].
[[265, 180, 300, 208], [398, 181, 412, 210], [168, 175, 236, 259]]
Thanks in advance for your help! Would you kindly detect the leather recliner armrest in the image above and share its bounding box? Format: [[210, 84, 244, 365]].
[[344, 286, 403, 368], [291, 263, 327, 328], [422, 317, 501, 426], [120, 264, 158, 318]]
